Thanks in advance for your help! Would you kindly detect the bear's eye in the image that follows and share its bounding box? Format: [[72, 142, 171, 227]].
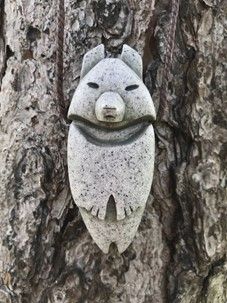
[[87, 82, 99, 89], [125, 84, 139, 91]]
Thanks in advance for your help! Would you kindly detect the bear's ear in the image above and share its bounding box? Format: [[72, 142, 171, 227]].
[[81, 44, 105, 79], [121, 44, 143, 79]]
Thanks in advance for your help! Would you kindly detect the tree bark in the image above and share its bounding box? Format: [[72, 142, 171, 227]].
[[0, 0, 226, 302]]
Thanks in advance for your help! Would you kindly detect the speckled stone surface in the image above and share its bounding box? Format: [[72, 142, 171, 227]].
[[67, 44, 156, 253], [80, 203, 146, 254]]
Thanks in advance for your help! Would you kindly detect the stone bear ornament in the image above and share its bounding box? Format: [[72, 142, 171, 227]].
[[67, 44, 156, 253]]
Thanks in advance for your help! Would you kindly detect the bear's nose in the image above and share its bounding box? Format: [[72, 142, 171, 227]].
[[95, 92, 125, 123]]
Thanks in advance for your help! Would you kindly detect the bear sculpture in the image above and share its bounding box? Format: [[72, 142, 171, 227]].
[[67, 44, 156, 253]]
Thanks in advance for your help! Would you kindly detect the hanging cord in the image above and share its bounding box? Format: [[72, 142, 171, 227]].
[[56, 0, 66, 118], [159, 0, 180, 119]]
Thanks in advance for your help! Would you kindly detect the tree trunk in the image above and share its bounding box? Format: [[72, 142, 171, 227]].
[[0, 0, 226, 302]]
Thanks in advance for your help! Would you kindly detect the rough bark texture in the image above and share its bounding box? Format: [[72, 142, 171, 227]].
[[0, 0, 226, 302]]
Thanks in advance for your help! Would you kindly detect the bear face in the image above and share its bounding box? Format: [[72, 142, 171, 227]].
[[68, 45, 156, 129]]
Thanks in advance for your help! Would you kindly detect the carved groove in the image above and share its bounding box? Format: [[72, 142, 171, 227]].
[[105, 195, 117, 221]]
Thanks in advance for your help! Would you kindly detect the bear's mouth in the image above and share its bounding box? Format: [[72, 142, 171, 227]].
[[71, 115, 153, 145]]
